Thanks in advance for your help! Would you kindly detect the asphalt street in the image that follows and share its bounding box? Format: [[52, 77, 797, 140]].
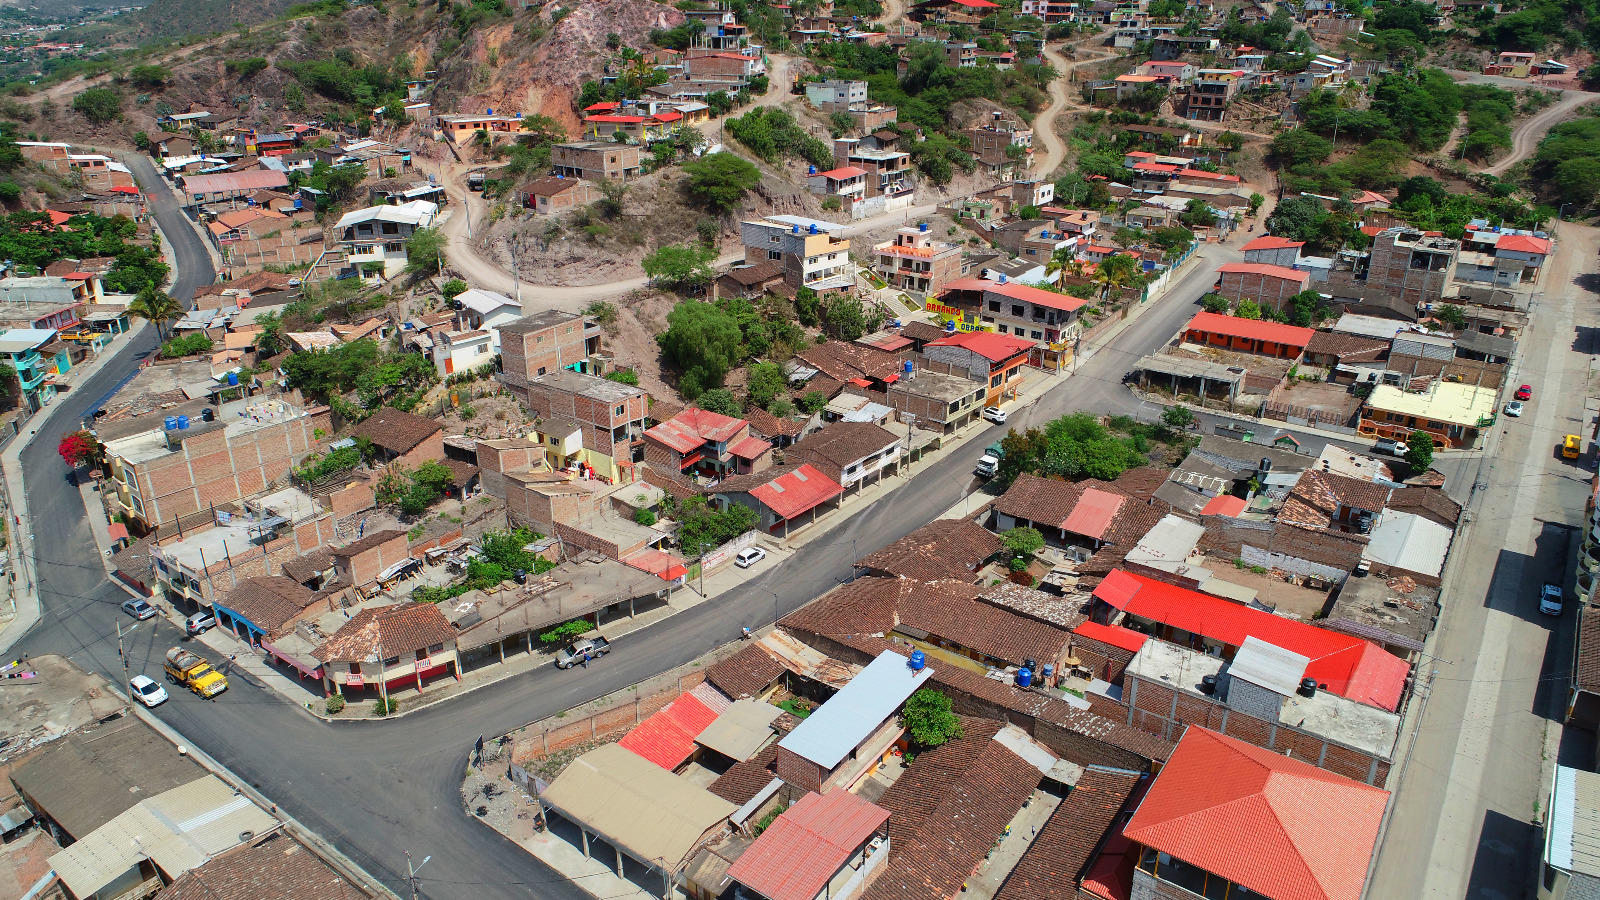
[[8, 211, 1379, 900]]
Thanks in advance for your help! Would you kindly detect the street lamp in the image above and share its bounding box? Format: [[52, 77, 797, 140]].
[[1559, 202, 1572, 221]]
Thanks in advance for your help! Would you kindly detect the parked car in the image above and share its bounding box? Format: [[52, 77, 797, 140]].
[[983, 406, 1007, 425], [1540, 582, 1564, 616], [1515, 384, 1533, 401], [129, 674, 169, 707], [1504, 401, 1523, 417], [1565, 434, 1582, 459], [1374, 437, 1409, 458], [185, 612, 217, 635], [554, 636, 612, 669], [122, 598, 157, 620], [735, 547, 768, 568]]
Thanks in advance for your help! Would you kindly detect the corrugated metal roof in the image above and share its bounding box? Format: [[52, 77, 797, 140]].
[[1360, 511, 1452, 578], [695, 700, 782, 761], [727, 789, 890, 900], [777, 649, 933, 768], [1226, 636, 1310, 696], [538, 744, 736, 867], [1549, 766, 1600, 877], [1062, 487, 1126, 540], [182, 169, 290, 195]]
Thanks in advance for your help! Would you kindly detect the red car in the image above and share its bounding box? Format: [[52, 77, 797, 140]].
[[1515, 384, 1533, 401]]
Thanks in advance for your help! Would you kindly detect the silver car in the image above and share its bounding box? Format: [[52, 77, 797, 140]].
[[1504, 401, 1523, 418], [121, 598, 157, 620]]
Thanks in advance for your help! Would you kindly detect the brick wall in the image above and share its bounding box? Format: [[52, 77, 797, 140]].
[[409, 529, 464, 560], [775, 745, 824, 793], [1072, 634, 1137, 683], [132, 414, 315, 527], [330, 481, 375, 519], [1119, 675, 1389, 785], [477, 441, 543, 498], [336, 533, 412, 587], [1217, 270, 1307, 313], [512, 673, 706, 763], [169, 513, 337, 603], [392, 432, 446, 472]]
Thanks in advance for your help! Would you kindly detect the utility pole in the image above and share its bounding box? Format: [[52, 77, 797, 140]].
[[117, 621, 136, 692], [405, 851, 431, 900]]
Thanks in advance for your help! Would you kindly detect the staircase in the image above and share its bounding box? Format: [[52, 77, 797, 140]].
[[304, 247, 353, 282]]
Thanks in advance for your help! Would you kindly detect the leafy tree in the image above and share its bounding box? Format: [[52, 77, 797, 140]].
[[1179, 199, 1216, 229], [128, 287, 182, 340], [794, 287, 822, 327], [1236, 300, 1263, 320], [1286, 289, 1326, 327], [798, 390, 827, 413], [682, 152, 762, 215], [58, 430, 99, 467], [72, 88, 121, 126], [1151, 226, 1194, 256], [1161, 405, 1195, 431], [829, 111, 855, 137], [747, 361, 787, 410], [1436, 304, 1467, 329], [825, 296, 872, 342], [643, 243, 718, 292], [225, 57, 270, 78], [606, 369, 640, 386], [1265, 196, 1329, 243], [901, 688, 962, 748], [677, 496, 759, 555], [1000, 526, 1044, 570], [440, 278, 468, 299], [769, 398, 796, 418], [129, 65, 170, 89], [405, 226, 447, 275], [1404, 430, 1435, 471], [658, 301, 743, 398], [1248, 193, 1265, 216], [634, 507, 657, 526], [696, 388, 743, 416], [1397, 175, 1447, 207], [132, 131, 152, 151], [160, 334, 214, 358], [1201, 293, 1230, 313]]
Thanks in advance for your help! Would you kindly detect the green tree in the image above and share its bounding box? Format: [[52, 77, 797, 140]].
[[706, 90, 735, 117], [825, 296, 870, 341], [1161, 405, 1195, 431], [643, 243, 718, 292], [1179, 199, 1216, 229], [128, 287, 182, 340], [794, 287, 822, 327], [798, 390, 827, 413], [1286, 289, 1326, 327], [682, 152, 762, 214], [225, 57, 270, 78], [1271, 129, 1334, 169], [405, 226, 447, 275], [1265, 196, 1330, 244], [901, 688, 962, 748], [1236, 300, 1263, 320], [696, 388, 743, 416], [999, 526, 1044, 571], [1404, 430, 1435, 471], [1201, 293, 1229, 313], [658, 301, 743, 398], [1248, 192, 1265, 216], [129, 65, 170, 89], [1436, 303, 1466, 329], [440, 278, 468, 299], [747, 361, 787, 410], [72, 88, 122, 126], [606, 368, 641, 386]]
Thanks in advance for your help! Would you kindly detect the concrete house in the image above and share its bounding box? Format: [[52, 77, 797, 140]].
[[334, 200, 438, 280]]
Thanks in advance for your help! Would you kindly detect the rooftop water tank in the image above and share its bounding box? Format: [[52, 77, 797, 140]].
[[1298, 677, 1318, 698], [919, 222, 928, 232], [808, 223, 819, 235], [164, 416, 178, 430], [792, 224, 801, 234], [1041, 663, 1054, 680], [227, 371, 239, 386], [910, 649, 926, 670], [808, 165, 817, 175], [486, 107, 493, 115], [903, 360, 914, 374], [177, 415, 190, 430], [998, 273, 1008, 283], [1016, 667, 1033, 688], [201, 408, 215, 422]]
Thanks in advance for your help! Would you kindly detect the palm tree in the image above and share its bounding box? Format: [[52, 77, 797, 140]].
[[129, 287, 183, 341], [1093, 253, 1141, 304], [1044, 247, 1083, 282]]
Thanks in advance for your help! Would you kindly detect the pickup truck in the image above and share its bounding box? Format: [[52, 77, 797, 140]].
[[975, 442, 1005, 479], [163, 647, 228, 698], [554, 636, 611, 669]]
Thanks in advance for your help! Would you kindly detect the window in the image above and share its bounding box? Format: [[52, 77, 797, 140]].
[[769, 250, 782, 261], [383, 655, 400, 666], [770, 235, 781, 244], [381, 222, 399, 234], [1031, 330, 1043, 339], [384, 243, 403, 253], [988, 300, 1001, 312], [997, 324, 1008, 334], [616, 405, 626, 416], [1012, 304, 1025, 317], [991, 373, 1002, 388], [429, 642, 444, 654], [537, 366, 547, 375], [948, 401, 959, 413], [349, 662, 362, 674]]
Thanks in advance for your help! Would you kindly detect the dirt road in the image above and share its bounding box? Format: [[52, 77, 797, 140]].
[[1485, 85, 1596, 176], [1034, 41, 1118, 179]]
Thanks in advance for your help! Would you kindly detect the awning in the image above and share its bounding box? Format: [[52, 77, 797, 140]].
[[680, 451, 704, 469]]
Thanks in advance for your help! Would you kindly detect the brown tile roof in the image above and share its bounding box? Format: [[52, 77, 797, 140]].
[[1287, 469, 1393, 525], [859, 519, 1002, 582], [313, 602, 457, 662], [899, 321, 949, 344], [780, 576, 900, 638], [1578, 609, 1600, 694], [995, 474, 1170, 546], [1304, 331, 1390, 362], [442, 457, 481, 488], [331, 529, 408, 559], [351, 408, 442, 455], [705, 643, 786, 700], [797, 375, 847, 402], [977, 581, 1088, 629], [744, 404, 807, 439], [218, 576, 316, 638], [526, 175, 590, 197], [864, 718, 1041, 900], [790, 422, 900, 467], [708, 743, 779, 805], [1112, 467, 1169, 503], [1385, 486, 1461, 527], [720, 260, 784, 286], [796, 341, 904, 383], [994, 766, 1143, 900], [280, 548, 335, 584], [160, 830, 367, 900]]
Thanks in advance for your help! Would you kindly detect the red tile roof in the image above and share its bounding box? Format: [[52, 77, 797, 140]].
[[1178, 168, 1240, 182], [645, 408, 748, 454], [1241, 235, 1305, 251], [728, 790, 890, 900], [1061, 487, 1126, 541], [943, 0, 1000, 7], [941, 277, 1089, 314], [1199, 494, 1247, 517], [721, 464, 845, 521], [926, 329, 1036, 363], [1093, 570, 1410, 710], [1186, 311, 1315, 347], [1217, 261, 1311, 283], [617, 692, 720, 770], [1073, 621, 1148, 654], [1132, 161, 1180, 172], [1497, 233, 1551, 254], [1122, 728, 1389, 900]]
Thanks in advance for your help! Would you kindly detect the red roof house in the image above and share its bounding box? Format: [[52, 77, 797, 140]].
[[1240, 235, 1305, 252], [1214, 262, 1313, 315], [1092, 570, 1410, 711], [1073, 620, 1149, 655], [1121, 727, 1389, 900], [712, 463, 845, 537], [617, 689, 723, 770], [644, 408, 771, 477], [727, 789, 891, 900], [1184, 311, 1314, 359], [1199, 494, 1247, 517], [926, 329, 1035, 363]]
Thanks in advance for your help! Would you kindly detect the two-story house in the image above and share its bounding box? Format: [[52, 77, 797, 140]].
[[453, 288, 522, 351], [789, 421, 903, 495], [872, 223, 966, 297], [497, 310, 606, 404], [740, 217, 854, 293], [524, 370, 648, 483], [0, 328, 65, 410], [333, 200, 438, 280], [644, 408, 773, 480]]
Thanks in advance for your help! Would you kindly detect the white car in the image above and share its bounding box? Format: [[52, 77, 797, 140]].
[[1540, 582, 1564, 616], [1504, 401, 1523, 417], [129, 674, 169, 707], [983, 406, 1007, 425], [735, 547, 768, 568]]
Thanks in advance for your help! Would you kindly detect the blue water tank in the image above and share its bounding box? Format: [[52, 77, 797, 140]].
[[164, 416, 178, 430], [227, 371, 239, 386], [792, 224, 801, 234], [903, 360, 913, 374], [808, 165, 817, 175], [486, 107, 493, 115], [910, 649, 926, 671], [293, 197, 303, 210], [1041, 663, 1054, 679], [919, 221, 928, 232], [808, 223, 818, 235], [1016, 667, 1033, 688], [177, 415, 190, 430], [998, 273, 1008, 283]]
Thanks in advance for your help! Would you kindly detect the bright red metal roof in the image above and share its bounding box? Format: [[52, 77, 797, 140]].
[[1178, 168, 1240, 182], [1122, 728, 1389, 900], [926, 329, 1036, 364], [817, 166, 868, 179], [727, 790, 890, 900], [1240, 235, 1304, 251], [728, 435, 772, 460], [1092, 570, 1409, 710], [1199, 494, 1247, 517], [1132, 162, 1180, 173], [1073, 620, 1148, 654], [1496, 233, 1551, 254], [646, 409, 748, 454], [1186, 311, 1315, 348], [617, 692, 720, 770], [1062, 487, 1126, 540], [748, 464, 844, 521]]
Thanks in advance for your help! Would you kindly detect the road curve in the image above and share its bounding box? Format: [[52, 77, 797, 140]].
[[1485, 85, 1595, 176]]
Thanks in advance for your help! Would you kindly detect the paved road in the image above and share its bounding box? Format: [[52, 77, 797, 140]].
[[1368, 224, 1598, 900]]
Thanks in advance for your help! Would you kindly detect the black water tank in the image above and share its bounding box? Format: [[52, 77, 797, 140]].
[[1200, 675, 1218, 695], [1298, 677, 1318, 698], [514, 569, 527, 585], [201, 408, 216, 423], [1024, 658, 1038, 672], [1259, 458, 1272, 474]]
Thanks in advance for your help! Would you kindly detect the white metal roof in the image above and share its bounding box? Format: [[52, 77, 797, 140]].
[[334, 199, 438, 230], [1361, 511, 1452, 577], [1226, 636, 1310, 696], [695, 700, 782, 761], [455, 288, 519, 316], [777, 649, 933, 769], [0, 328, 58, 352], [1548, 766, 1600, 878]]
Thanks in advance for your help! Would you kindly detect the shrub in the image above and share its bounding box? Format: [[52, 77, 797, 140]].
[[160, 334, 214, 358], [441, 278, 468, 299], [371, 697, 399, 716], [634, 507, 657, 526], [539, 618, 592, 645], [325, 695, 346, 714]]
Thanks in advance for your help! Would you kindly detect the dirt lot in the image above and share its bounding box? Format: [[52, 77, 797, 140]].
[[1201, 555, 1333, 622], [1266, 379, 1363, 423]]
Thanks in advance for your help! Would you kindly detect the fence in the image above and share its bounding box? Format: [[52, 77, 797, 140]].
[[508, 671, 708, 776]]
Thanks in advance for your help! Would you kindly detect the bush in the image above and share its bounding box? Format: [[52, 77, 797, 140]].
[[441, 278, 468, 299], [72, 88, 122, 126], [539, 618, 592, 645], [605, 368, 640, 386], [325, 695, 346, 714], [634, 507, 657, 526], [371, 697, 399, 717], [160, 334, 214, 358]]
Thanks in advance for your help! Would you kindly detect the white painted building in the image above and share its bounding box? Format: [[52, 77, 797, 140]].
[[454, 289, 522, 351], [334, 200, 438, 280]]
